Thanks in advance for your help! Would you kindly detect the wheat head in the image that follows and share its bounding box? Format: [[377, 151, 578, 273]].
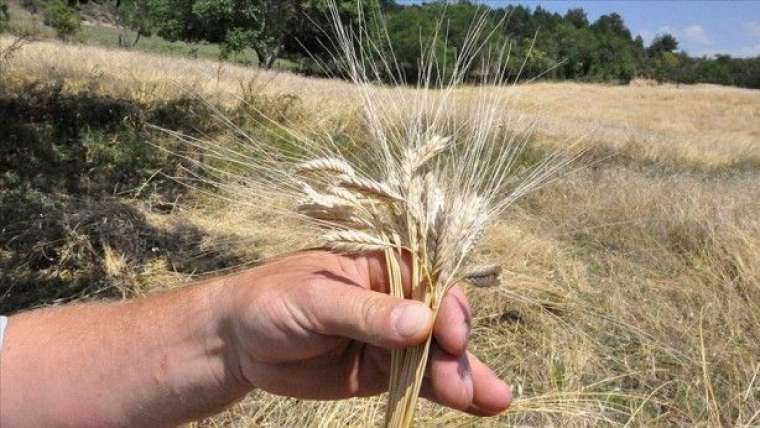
[[152, 2, 580, 426]]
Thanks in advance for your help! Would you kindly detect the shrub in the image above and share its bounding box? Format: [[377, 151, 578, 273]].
[[43, 0, 80, 40], [0, 80, 162, 195], [0, 191, 250, 313], [0, 0, 9, 33]]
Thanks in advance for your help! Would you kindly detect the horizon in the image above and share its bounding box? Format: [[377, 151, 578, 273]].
[[397, 1, 760, 58]]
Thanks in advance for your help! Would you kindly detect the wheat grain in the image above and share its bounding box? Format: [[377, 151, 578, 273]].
[[463, 264, 502, 288], [402, 135, 452, 179], [337, 175, 403, 203], [323, 230, 391, 252], [325, 185, 361, 204]]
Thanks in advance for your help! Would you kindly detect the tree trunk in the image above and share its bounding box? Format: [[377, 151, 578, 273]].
[[256, 45, 282, 70], [261, 54, 275, 69]]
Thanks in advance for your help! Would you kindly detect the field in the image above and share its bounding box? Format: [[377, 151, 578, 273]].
[[1, 36, 760, 426]]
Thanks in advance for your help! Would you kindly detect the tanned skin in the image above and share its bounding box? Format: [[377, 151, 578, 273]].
[[0, 251, 511, 427]]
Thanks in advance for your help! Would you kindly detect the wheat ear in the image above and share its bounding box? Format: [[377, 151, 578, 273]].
[[157, 2, 577, 425]]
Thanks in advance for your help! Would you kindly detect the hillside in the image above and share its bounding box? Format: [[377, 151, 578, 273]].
[[2, 0, 276, 66], [1, 37, 759, 426], [5, 37, 760, 169]]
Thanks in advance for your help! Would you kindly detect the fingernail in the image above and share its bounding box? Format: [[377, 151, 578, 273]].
[[393, 304, 431, 338]]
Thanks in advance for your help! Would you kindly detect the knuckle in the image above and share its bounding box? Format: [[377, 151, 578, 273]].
[[301, 275, 326, 302], [356, 293, 385, 336], [295, 275, 332, 327]]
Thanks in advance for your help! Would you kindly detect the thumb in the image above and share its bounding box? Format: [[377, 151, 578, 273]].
[[299, 277, 433, 349]]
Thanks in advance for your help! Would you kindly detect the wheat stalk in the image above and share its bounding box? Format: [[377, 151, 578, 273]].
[[153, 2, 581, 426]]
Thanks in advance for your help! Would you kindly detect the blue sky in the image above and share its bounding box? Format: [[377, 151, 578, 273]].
[[399, 1, 760, 57]]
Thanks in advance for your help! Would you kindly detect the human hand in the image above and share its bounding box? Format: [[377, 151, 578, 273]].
[[223, 250, 512, 416]]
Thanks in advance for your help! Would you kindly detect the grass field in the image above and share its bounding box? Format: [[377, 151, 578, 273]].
[[1, 36, 759, 426]]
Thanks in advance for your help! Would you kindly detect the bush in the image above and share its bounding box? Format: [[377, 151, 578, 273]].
[[43, 0, 80, 40], [0, 80, 160, 195], [0, 191, 251, 313], [0, 0, 9, 33]]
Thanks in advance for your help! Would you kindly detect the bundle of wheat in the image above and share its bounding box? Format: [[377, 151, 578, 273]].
[[153, 3, 577, 426], [294, 139, 516, 426]]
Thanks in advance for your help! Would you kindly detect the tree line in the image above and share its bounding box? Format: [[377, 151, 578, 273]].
[[2, 0, 759, 89]]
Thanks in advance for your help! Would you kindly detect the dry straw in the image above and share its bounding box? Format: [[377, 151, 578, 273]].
[[154, 2, 579, 426]]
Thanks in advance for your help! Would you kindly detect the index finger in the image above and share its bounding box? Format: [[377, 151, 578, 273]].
[[433, 284, 472, 356]]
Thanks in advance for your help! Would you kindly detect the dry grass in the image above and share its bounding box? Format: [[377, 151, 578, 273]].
[[2, 36, 759, 426], [4, 35, 760, 171]]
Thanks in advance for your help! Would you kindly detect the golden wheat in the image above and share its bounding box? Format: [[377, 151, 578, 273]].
[[148, 4, 579, 426]]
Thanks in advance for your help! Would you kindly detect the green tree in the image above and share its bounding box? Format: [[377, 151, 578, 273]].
[[592, 13, 631, 39], [384, 6, 455, 83], [729, 57, 760, 89], [149, 0, 300, 68], [380, 2, 505, 84], [592, 31, 637, 82], [564, 8, 588, 28], [499, 5, 535, 39], [532, 6, 562, 32], [111, 0, 154, 47], [650, 51, 680, 82], [694, 55, 734, 85], [281, 0, 384, 75], [0, 0, 9, 33], [44, 0, 81, 40], [647, 33, 678, 56], [554, 23, 597, 78], [645, 33, 680, 81]]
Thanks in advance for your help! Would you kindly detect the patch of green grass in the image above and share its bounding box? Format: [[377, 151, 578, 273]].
[[79, 24, 264, 65]]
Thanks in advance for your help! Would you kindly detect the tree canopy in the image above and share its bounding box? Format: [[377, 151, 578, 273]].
[[7, 0, 760, 88]]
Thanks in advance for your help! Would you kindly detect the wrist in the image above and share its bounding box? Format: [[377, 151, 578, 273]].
[[207, 271, 258, 392]]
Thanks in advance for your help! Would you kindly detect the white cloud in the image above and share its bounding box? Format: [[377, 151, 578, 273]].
[[638, 23, 760, 58], [637, 29, 654, 44], [638, 24, 713, 54], [682, 25, 711, 46], [745, 21, 760, 38], [691, 44, 760, 58], [728, 43, 760, 58], [637, 27, 673, 45]]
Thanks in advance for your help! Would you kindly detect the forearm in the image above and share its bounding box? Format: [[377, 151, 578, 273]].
[[0, 277, 250, 427]]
